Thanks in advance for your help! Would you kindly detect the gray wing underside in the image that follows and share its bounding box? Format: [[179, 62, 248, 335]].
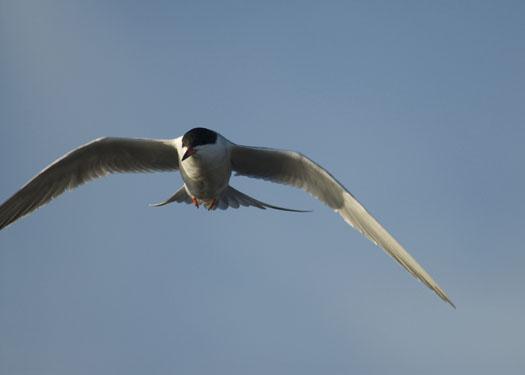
[[230, 144, 454, 307], [0, 137, 179, 230]]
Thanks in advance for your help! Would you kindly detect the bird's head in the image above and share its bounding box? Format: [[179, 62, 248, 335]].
[[181, 127, 218, 161]]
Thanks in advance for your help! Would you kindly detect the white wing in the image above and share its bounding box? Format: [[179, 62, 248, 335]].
[[0, 137, 179, 230], [230, 144, 454, 307]]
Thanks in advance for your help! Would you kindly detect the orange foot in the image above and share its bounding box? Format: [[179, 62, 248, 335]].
[[206, 198, 218, 211], [191, 196, 200, 208]]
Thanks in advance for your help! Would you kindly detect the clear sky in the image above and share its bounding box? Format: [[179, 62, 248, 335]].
[[1, 1, 524, 374]]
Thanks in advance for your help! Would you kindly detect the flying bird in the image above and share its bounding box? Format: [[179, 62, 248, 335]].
[[0, 127, 454, 307]]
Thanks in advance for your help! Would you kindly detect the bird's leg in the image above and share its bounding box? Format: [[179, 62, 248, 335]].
[[206, 198, 217, 211], [191, 196, 200, 208]]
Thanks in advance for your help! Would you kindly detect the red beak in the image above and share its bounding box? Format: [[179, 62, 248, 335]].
[[182, 147, 196, 161]]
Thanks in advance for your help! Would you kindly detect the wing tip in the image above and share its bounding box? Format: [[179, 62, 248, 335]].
[[436, 289, 456, 309]]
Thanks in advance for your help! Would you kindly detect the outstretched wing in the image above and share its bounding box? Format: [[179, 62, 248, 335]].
[[0, 137, 179, 230], [230, 144, 454, 307]]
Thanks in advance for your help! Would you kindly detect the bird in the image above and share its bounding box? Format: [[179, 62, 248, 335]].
[[0, 127, 454, 307]]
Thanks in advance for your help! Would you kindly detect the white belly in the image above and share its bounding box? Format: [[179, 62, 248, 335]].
[[175, 137, 232, 199], [182, 157, 206, 180]]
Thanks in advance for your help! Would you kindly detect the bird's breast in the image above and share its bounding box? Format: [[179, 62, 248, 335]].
[[180, 153, 231, 199], [181, 157, 206, 180]]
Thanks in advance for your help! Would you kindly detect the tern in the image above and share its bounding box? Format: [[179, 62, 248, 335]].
[[0, 127, 454, 307]]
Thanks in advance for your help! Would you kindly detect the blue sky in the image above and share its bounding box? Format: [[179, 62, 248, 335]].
[[1, 1, 524, 374]]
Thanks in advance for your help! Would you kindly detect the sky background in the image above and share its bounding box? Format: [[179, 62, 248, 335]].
[[1, 1, 524, 374]]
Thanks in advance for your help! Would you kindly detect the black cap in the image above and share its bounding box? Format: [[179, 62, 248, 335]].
[[182, 127, 218, 148]]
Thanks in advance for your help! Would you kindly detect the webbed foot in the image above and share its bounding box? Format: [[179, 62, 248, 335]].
[[191, 196, 200, 208]]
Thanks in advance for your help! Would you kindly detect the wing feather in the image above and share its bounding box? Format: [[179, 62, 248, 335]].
[[0, 137, 179, 230], [230, 144, 454, 307]]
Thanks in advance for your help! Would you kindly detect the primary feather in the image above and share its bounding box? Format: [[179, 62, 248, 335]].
[[0, 137, 179, 230], [230, 144, 454, 307]]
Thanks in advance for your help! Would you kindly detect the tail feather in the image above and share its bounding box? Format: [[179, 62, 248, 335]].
[[150, 185, 310, 213], [218, 186, 310, 212], [149, 185, 192, 207]]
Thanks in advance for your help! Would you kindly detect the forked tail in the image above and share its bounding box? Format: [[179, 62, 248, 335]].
[[217, 186, 310, 212], [151, 185, 309, 212]]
